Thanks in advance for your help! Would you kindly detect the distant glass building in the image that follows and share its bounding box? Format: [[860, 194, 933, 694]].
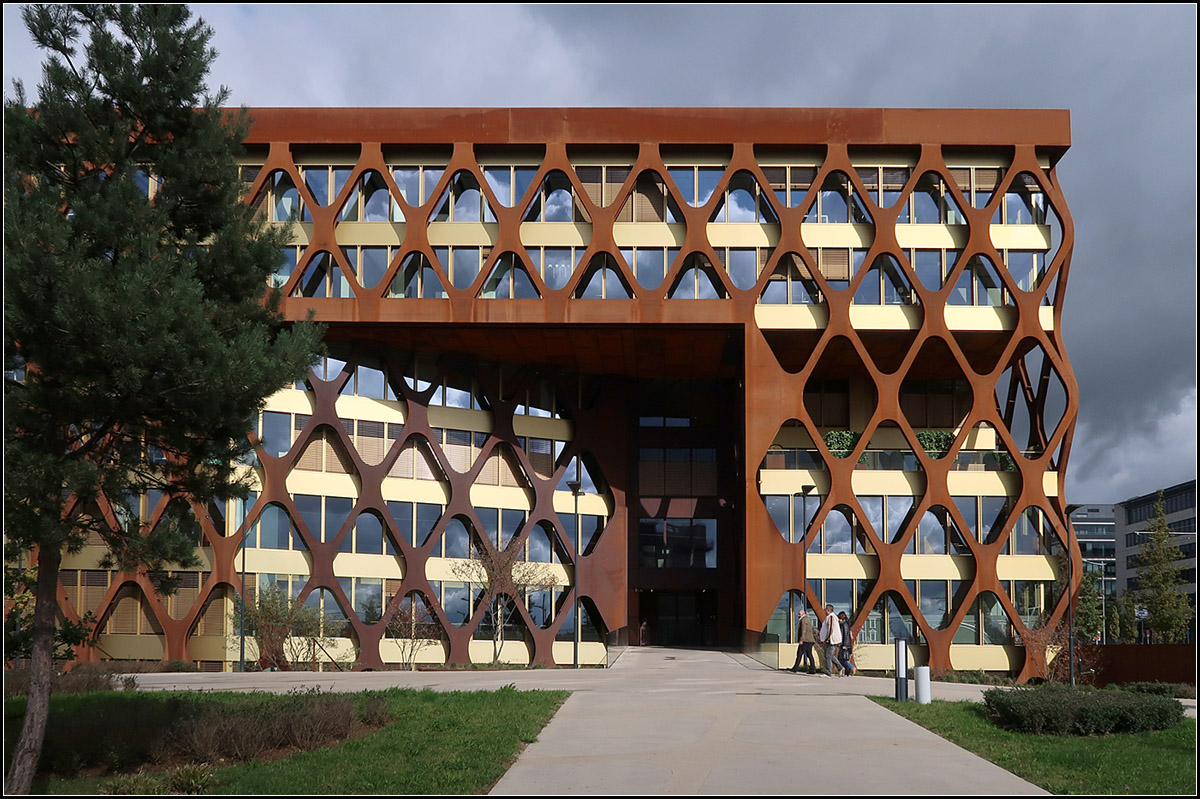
[[1070, 504, 1116, 598]]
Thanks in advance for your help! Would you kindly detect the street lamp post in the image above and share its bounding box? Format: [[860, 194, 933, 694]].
[[568, 479, 582, 669], [1066, 506, 1078, 686], [800, 485, 815, 618], [238, 524, 247, 672], [1082, 558, 1109, 645]]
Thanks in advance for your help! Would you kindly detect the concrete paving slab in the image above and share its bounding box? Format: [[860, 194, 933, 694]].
[[140, 647, 1200, 794]]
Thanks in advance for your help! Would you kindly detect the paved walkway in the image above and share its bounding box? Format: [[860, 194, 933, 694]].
[[135, 647, 1062, 795]]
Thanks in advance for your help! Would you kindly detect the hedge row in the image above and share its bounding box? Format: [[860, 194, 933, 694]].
[[1117, 681, 1196, 700], [982, 683, 1184, 735], [4, 687, 392, 777]]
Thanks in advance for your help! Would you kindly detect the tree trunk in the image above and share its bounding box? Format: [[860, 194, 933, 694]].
[[6, 545, 63, 794], [492, 597, 502, 666]]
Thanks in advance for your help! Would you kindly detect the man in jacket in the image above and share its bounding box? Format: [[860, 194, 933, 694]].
[[818, 604, 842, 677], [787, 607, 816, 672]]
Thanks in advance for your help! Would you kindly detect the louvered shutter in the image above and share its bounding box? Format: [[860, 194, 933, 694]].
[[59, 570, 80, 611], [169, 572, 200, 621], [821, 249, 851, 281], [199, 589, 226, 636], [692, 461, 718, 496], [949, 169, 971, 194], [415, 440, 438, 481], [791, 167, 817, 191], [109, 585, 139, 634], [856, 167, 879, 193], [357, 420, 386, 465], [975, 168, 1000, 193], [391, 439, 416, 479], [326, 427, 350, 474], [761, 166, 786, 192], [528, 438, 555, 480], [606, 166, 631, 209], [444, 428, 472, 473], [883, 168, 909, 191], [576, 167, 602, 209], [635, 176, 666, 222], [295, 414, 324, 470], [81, 570, 108, 615], [479, 449, 500, 485], [499, 450, 521, 488]]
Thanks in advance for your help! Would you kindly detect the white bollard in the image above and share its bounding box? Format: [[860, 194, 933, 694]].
[[915, 665, 931, 704]]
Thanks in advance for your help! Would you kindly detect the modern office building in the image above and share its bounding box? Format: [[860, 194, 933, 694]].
[[1070, 504, 1117, 597], [1115, 480, 1197, 601], [56, 108, 1079, 679]]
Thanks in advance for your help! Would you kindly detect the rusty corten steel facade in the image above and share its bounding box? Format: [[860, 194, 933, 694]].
[[65, 109, 1079, 677]]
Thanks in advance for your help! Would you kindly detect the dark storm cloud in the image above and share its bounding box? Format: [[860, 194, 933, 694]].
[[5, 4, 1195, 504], [526, 3, 1200, 504]]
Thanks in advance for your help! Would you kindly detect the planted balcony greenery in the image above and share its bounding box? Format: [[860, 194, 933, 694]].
[[822, 430, 862, 461], [915, 430, 956, 459]]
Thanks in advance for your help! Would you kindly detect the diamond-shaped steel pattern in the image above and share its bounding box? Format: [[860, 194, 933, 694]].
[[59, 110, 1076, 679]]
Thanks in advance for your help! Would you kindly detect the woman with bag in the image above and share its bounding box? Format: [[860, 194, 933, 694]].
[[836, 611, 856, 676]]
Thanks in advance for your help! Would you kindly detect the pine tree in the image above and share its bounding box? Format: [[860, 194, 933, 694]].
[[4, 6, 321, 791], [1134, 491, 1192, 644]]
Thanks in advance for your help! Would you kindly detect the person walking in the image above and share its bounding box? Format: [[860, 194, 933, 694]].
[[787, 607, 816, 673], [818, 604, 842, 677], [836, 611, 856, 676]]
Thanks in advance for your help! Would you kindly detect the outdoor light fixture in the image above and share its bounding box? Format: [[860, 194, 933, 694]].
[[801, 485, 816, 619], [568, 479, 583, 669]]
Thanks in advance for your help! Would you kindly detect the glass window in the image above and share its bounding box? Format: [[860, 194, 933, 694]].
[[294, 494, 322, 541], [356, 513, 384, 555], [416, 503, 441, 547], [727, 249, 758, 290], [887, 495, 915, 553], [917, 507, 946, 554], [261, 411, 291, 458], [501, 509, 525, 551], [795, 494, 821, 545], [765, 495, 790, 541], [452, 248, 480, 290], [919, 581, 950, 629], [442, 517, 470, 559], [527, 525, 553, 563], [442, 581, 471, 626], [327, 497, 354, 553], [825, 579, 853, 617], [259, 504, 292, 550], [824, 507, 853, 553]]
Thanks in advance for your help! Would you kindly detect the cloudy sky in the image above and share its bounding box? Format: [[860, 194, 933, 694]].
[[4, 4, 1196, 506]]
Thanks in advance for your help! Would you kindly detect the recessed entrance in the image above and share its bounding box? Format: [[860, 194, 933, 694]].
[[639, 591, 718, 647]]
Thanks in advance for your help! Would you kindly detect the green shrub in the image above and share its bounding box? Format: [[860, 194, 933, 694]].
[[933, 669, 1015, 686], [1116, 681, 1196, 699], [100, 772, 163, 794], [3, 668, 119, 699], [164, 763, 215, 794], [983, 683, 1184, 735]]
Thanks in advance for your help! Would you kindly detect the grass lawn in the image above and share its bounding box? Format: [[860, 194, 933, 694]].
[[22, 687, 567, 795], [871, 697, 1196, 795]]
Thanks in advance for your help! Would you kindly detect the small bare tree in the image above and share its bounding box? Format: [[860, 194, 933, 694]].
[[450, 534, 558, 665], [232, 584, 335, 671], [379, 592, 444, 671]]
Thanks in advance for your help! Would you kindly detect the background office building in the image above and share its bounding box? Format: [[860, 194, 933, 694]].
[[53, 108, 1080, 679], [1115, 480, 1197, 601], [1070, 504, 1116, 598]]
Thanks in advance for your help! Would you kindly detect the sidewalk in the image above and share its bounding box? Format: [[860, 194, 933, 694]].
[[137, 647, 1049, 794], [488, 647, 1047, 795]]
